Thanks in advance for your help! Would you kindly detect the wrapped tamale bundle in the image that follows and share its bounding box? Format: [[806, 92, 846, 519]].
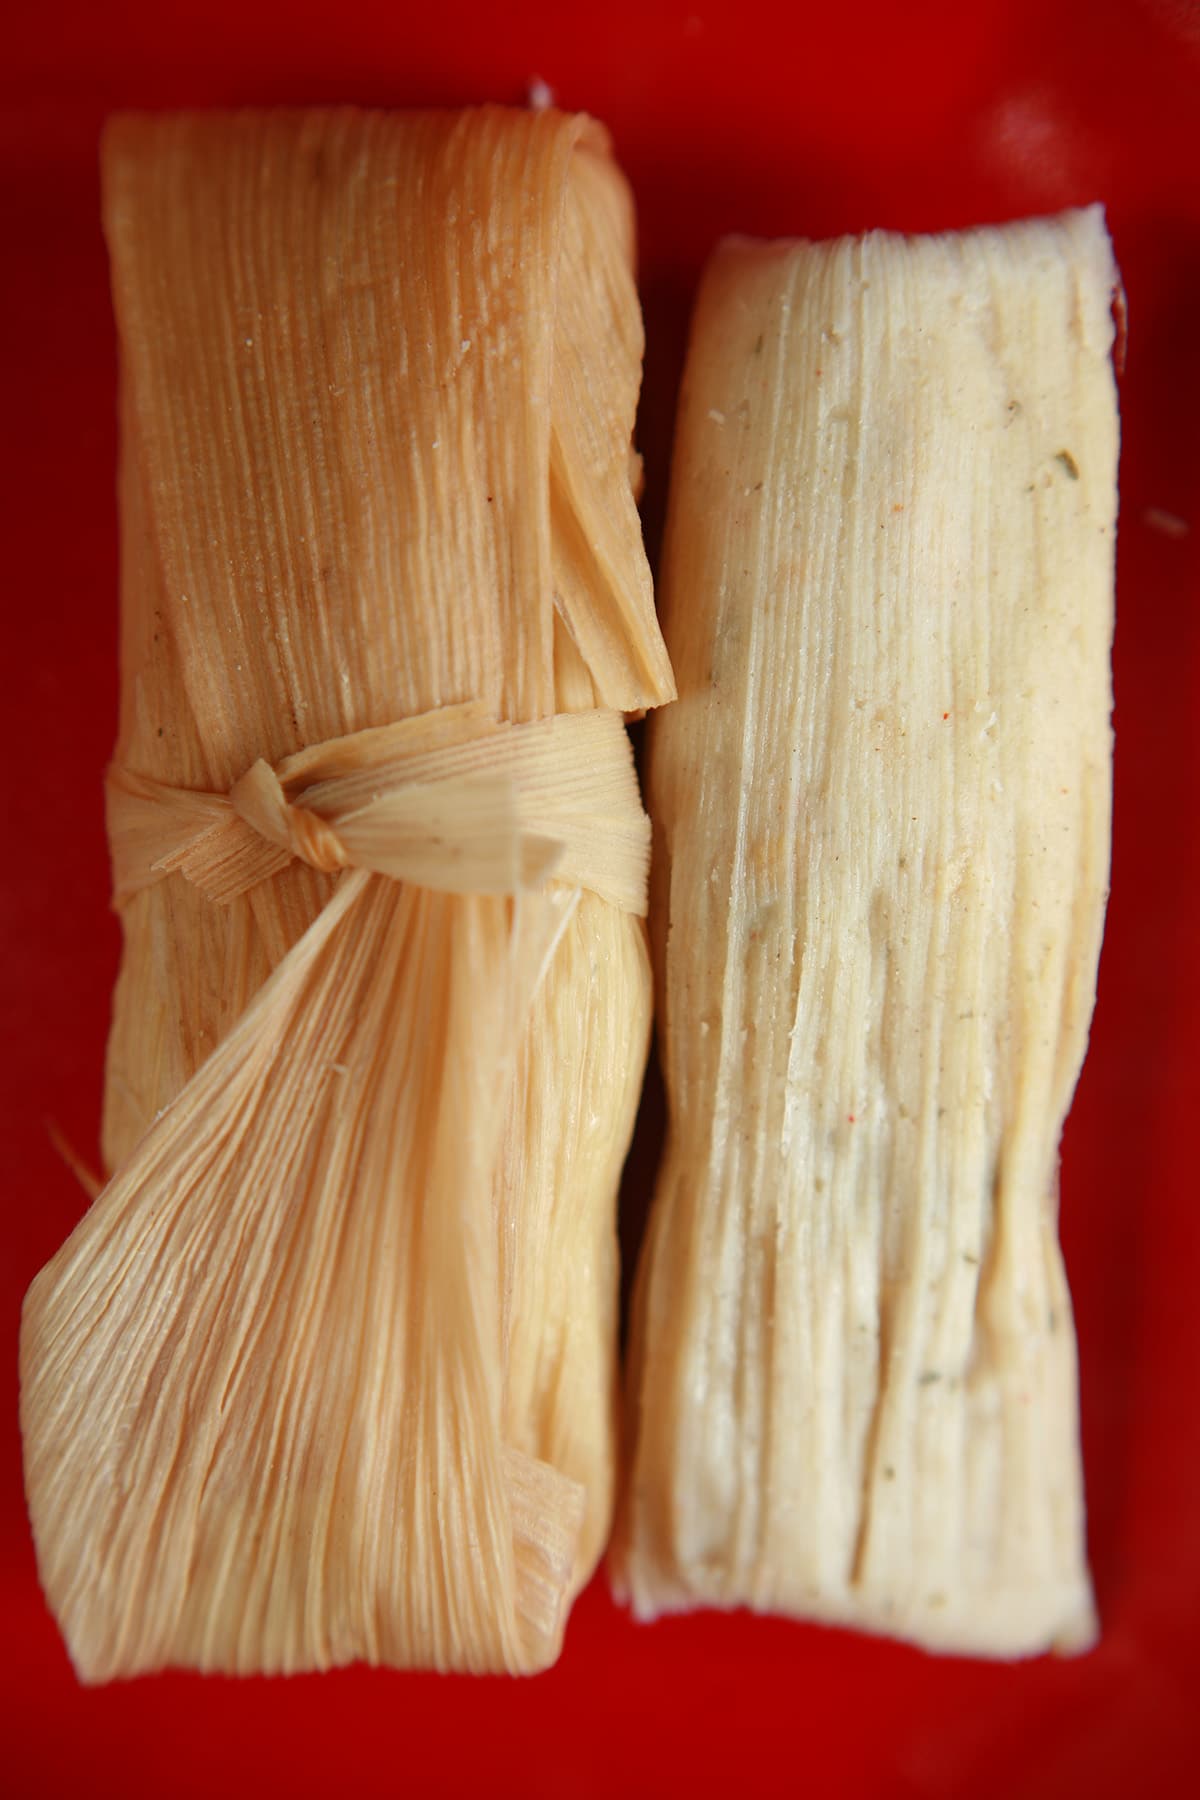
[[21, 106, 674, 1682], [617, 209, 1118, 1657]]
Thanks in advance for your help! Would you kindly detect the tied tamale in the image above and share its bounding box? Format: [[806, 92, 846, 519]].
[[21, 105, 675, 1681]]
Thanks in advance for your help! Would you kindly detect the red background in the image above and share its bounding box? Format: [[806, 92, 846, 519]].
[[2, 2, 1198, 1793]]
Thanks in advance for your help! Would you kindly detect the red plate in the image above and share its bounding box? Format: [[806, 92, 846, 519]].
[[2, 2, 1198, 1793]]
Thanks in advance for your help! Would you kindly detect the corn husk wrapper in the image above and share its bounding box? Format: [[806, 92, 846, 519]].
[[617, 209, 1118, 1657], [21, 106, 674, 1682]]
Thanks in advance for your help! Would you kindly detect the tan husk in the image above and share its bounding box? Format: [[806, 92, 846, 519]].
[[616, 209, 1117, 1658], [20, 105, 673, 1681]]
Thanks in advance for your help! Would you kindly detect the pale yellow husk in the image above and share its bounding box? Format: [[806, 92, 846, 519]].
[[617, 208, 1117, 1657], [20, 106, 674, 1681]]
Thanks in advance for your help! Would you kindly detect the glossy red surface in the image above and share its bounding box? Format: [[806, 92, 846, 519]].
[[2, 2, 1198, 1793]]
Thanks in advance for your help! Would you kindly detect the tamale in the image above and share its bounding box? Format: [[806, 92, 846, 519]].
[[20, 106, 674, 1681], [618, 209, 1118, 1657]]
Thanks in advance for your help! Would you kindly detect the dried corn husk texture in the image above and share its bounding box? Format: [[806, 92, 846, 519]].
[[21, 106, 674, 1682], [618, 209, 1118, 1657]]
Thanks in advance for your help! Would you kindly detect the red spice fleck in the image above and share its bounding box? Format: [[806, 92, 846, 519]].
[[847, 1114, 856, 1124], [892, 503, 904, 513], [942, 711, 950, 720]]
